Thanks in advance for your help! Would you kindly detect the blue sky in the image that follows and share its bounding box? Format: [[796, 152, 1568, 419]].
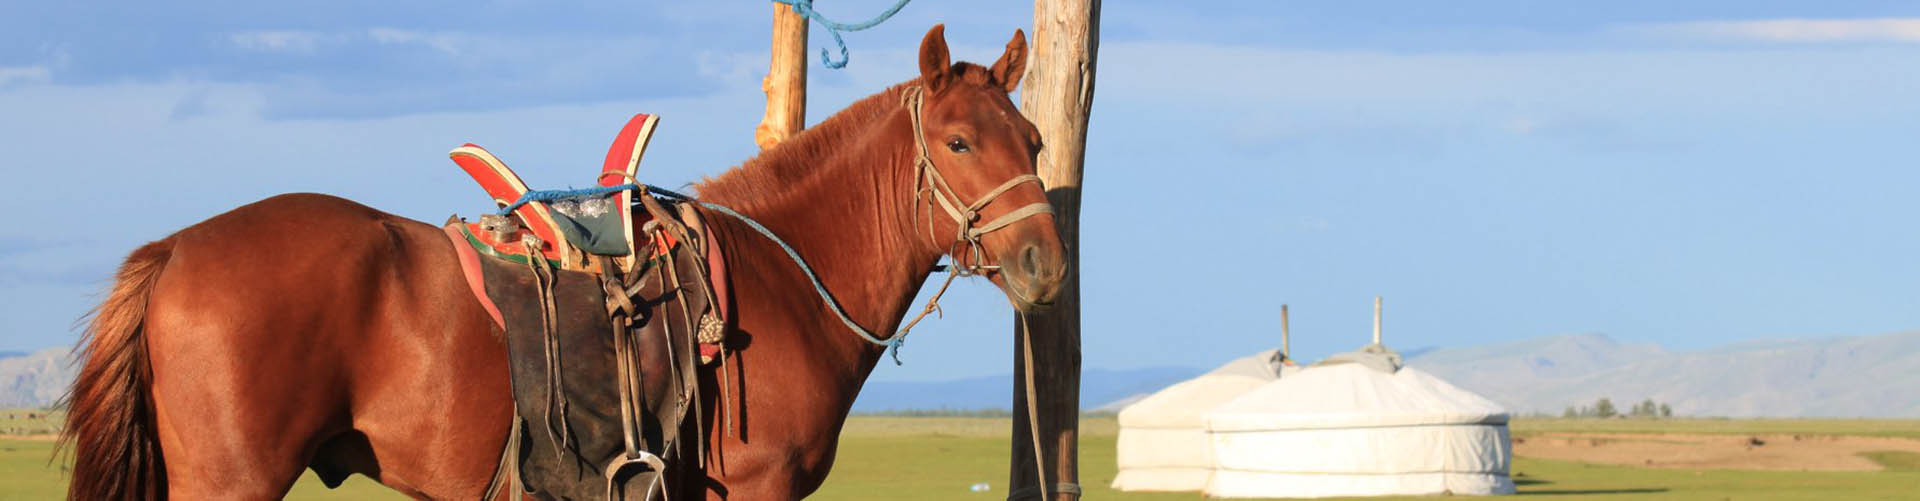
[[4, 1, 1919, 382]]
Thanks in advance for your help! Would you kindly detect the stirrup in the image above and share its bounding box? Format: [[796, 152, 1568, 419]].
[[603, 451, 668, 501]]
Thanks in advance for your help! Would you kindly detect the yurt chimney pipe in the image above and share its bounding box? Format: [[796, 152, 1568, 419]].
[[1373, 296, 1383, 346], [1281, 304, 1291, 362]]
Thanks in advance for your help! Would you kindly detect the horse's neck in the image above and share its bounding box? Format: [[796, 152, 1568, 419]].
[[704, 108, 941, 388]]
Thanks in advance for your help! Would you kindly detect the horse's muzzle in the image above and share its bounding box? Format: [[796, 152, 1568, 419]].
[[1007, 242, 1067, 311]]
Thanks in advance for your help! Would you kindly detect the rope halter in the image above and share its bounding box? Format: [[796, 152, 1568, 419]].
[[881, 86, 1054, 361], [667, 86, 1055, 364], [900, 85, 1055, 277]]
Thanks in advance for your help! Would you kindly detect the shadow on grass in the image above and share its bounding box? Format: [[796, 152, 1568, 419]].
[[1520, 488, 1669, 496], [1514, 478, 1552, 486]]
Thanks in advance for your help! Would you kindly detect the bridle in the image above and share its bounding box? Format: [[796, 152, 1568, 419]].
[[901, 85, 1054, 277], [885, 84, 1054, 353], [903, 85, 1076, 501]]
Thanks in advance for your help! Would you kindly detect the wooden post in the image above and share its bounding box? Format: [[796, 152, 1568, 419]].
[[755, 4, 809, 150], [1010, 1, 1099, 500]]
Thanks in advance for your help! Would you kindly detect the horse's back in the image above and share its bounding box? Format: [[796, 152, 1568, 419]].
[[140, 192, 511, 499]]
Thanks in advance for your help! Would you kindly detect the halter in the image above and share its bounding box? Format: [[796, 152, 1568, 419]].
[[670, 85, 1053, 364], [901, 86, 1072, 500], [901, 85, 1055, 276], [887, 85, 1054, 350]]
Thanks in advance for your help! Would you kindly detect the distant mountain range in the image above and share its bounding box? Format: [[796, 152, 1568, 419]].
[[1062, 331, 1920, 418], [850, 367, 1198, 413], [0, 346, 74, 408], [1409, 331, 1920, 418], [6, 331, 1918, 417]]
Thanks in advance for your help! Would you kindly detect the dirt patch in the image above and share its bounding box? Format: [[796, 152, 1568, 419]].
[[1515, 432, 1920, 472]]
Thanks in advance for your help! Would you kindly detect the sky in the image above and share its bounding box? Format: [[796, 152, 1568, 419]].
[[3, 1, 1919, 383]]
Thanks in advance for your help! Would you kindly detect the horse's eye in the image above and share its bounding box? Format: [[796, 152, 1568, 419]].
[[946, 138, 970, 153]]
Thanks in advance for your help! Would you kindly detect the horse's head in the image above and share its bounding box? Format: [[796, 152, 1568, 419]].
[[906, 25, 1066, 312]]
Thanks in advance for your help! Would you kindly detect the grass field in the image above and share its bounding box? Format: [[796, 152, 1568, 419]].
[[1510, 418, 1920, 440], [3, 415, 1918, 500]]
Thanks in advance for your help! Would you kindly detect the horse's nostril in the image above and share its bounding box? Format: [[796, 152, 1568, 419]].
[[1021, 245, 1043, 277]]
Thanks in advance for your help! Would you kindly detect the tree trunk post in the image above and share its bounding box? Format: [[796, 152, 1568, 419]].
[[1011, 1, 1099, 500], [756, 4, 809, 150]]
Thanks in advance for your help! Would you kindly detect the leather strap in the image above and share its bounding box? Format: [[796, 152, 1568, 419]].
[[1006, 483, 1082, 500], [479, 412, 523, 500]]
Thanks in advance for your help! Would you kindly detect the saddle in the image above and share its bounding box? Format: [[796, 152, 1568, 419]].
[[441, 113, 731, 500]]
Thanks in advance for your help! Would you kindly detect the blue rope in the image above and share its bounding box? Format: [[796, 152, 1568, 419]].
[[771, 0, 913, 69], [647, 186, 910, 363], [497, 183, 640, 216]]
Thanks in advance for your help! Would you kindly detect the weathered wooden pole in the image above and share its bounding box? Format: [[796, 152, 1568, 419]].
[[755, 4, 809, 150], [1010, 1, 1099, 499]]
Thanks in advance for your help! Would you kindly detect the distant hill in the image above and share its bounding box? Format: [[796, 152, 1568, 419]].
[[0, 346, 75, 408], [850, 367, 1198, 413], [1409, 331, 1920, 418]]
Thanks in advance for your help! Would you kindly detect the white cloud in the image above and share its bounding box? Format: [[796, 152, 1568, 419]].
[[367, 28, 461, 55], [0, 66, 51, 86], [1628, 18, 1920, 44], [228, 30, 330, 53]]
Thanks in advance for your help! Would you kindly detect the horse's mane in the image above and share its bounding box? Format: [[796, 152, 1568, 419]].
[[694, 64, 1000, 214], [693, 82, 912, 213]]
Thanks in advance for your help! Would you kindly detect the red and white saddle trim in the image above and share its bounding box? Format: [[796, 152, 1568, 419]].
[[444, 112, 731, 361]]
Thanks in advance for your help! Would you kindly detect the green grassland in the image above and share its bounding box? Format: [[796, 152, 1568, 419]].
[[1511, 417, 1920, 440], [3, 415, 1918, 499]]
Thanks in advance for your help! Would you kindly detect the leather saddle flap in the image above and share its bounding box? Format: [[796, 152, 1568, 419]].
[[475, 239, 712, 499]]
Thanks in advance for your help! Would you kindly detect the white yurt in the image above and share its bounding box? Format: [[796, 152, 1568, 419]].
[[1111, 348, 1300, 491], [1203, 324, 1515, 498]]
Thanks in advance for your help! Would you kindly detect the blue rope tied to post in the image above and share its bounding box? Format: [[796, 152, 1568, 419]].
[[497, 184, 641, 216], [771, 0, 914, 69]]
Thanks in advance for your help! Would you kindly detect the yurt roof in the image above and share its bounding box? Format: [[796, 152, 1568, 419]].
[[1207, 346, 1508, 432], [1118, 349, 1299, 429], [1204, 349, 1290, 379]]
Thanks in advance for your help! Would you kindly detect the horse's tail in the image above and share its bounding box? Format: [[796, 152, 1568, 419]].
[[59, 239, 172, 501]]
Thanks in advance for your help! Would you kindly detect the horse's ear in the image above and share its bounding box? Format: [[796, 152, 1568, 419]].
[[919, 24, 952, 91], [989, 29, 1028, 93]]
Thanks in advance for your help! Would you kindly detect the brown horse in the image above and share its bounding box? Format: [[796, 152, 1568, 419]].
[[61, 25, 1064, 500]]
